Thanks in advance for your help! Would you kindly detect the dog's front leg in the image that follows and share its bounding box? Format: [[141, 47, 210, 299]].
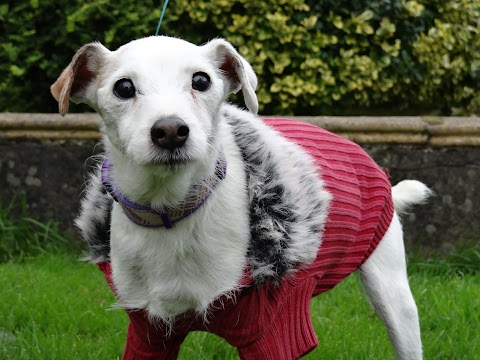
[[98, 262, 186, 360]]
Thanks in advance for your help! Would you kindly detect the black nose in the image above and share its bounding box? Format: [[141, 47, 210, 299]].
[[150, 116, 190, 149]]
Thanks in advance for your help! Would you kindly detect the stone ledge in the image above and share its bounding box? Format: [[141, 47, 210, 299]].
[[0, 113, 479, 146]]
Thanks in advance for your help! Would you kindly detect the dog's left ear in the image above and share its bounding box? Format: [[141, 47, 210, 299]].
[[203, 39, 259, 115]]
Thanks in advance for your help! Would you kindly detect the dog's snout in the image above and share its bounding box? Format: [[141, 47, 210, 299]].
[[150, 116, 190, 150]]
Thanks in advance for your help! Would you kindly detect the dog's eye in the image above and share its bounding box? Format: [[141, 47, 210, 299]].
[[192, 72, 211, 92], [113, 78, 136, 99]]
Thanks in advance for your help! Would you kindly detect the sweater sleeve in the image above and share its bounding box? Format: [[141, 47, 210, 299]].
[[205, 276, 319, 360]]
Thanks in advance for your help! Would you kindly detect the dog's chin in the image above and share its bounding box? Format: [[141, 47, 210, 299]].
[[145, 150, 194, 170]]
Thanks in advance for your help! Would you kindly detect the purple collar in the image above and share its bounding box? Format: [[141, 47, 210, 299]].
[[101, 155, 227, 229]]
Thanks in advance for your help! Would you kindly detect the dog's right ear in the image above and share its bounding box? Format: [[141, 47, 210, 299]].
[[203, 39, 259, 115], [51, 43, 109, 116]]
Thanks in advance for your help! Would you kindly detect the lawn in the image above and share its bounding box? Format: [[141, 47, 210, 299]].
[[1, 252, 479, 360], [1, 200, 479, 359]]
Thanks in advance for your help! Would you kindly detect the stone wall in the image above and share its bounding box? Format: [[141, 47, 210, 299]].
[[1, 113, 479, 254]]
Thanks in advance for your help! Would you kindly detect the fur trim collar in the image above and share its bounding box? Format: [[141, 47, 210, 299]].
[[224, 109, 331, 283], [76, 109, 331, 284]]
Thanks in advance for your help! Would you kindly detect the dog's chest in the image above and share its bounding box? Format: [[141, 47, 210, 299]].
[[108, 159, 250, 319]]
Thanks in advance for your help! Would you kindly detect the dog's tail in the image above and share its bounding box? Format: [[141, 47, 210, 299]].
[[392, 180, 432, 215]]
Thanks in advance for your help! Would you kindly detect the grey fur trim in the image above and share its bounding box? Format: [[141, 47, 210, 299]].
[[75, 163, 113, 263], [224, 108, 331, 284], [76, 107, 331, 283]]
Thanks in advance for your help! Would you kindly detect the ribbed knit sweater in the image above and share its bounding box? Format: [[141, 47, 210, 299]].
[[98, 118, 394, 360]]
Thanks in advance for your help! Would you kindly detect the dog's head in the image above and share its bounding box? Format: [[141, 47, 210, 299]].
[[51, 36, 258, 166]]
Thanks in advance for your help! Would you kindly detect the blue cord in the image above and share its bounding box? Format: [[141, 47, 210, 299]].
[[155, 0, 170, 36]]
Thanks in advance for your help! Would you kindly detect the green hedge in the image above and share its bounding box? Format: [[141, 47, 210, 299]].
[[1, 0, 478, 115]]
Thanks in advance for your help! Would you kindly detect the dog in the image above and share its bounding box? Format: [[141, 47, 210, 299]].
[[51, 36, 431, 359]]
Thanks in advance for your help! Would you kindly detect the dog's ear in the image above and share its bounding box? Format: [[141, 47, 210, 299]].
[[51, 42, 109, 116], [204, 39, 259, 115]]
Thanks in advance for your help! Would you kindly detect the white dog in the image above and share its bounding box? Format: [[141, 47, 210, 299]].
[[51, 36, 430, 360]]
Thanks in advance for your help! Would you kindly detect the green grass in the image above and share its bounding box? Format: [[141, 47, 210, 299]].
[[1, 252, 479, 360], [1, 202, 479, 359], [0, 196, 72, 263]]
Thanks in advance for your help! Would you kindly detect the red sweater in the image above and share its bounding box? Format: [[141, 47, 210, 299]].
[[99, 119, 394, 360]]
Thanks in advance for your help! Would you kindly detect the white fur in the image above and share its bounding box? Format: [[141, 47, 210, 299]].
[[52, 36, 429, 359], [360, 212, 423, 359], [392, 180, 433, 215]]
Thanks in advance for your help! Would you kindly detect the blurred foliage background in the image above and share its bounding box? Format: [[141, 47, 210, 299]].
[[1, 0, 479, 115]]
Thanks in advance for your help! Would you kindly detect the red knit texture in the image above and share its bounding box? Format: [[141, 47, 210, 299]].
[[98, 118, 395, 359], [265, 118, 394, 296]]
